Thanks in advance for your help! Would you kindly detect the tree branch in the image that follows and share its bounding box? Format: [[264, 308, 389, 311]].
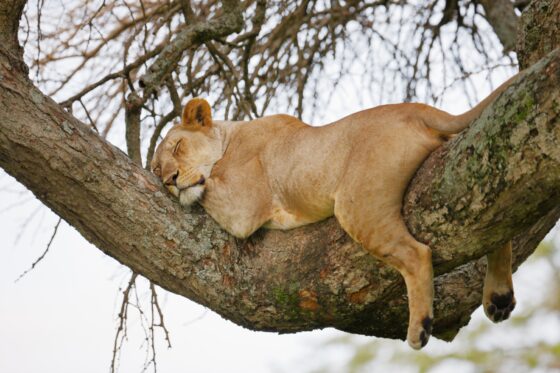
[[517, 0, 560, 68], [1, 0, 559, 344], [125, 92, 143, 165], [479, 0, 518, 53], [0, 0, 27, 72], [138, 0, 243, 93], [1, 20, 560, 341]]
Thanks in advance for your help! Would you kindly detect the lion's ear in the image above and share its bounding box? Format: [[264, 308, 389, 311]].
[[182, 98, 212, 130]]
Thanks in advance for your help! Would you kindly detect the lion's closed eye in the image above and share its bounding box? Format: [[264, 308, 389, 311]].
[[173, 140, 182, 155]]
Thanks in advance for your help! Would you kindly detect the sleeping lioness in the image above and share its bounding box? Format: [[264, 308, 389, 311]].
[[151, 76, 518, 349]]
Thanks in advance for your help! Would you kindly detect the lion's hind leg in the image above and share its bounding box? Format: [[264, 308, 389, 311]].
[[483, 241, 516, 322], [335, 201, 434, 349], [375, 233, 435, 349]]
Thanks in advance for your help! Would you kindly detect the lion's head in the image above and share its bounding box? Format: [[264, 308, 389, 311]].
[[151, 98, 222, 206]]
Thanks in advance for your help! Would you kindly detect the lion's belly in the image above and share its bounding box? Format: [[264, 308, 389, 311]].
[[263, 209, 306, 229], [263, 191, 335, 230], [263, 205, 332, 230]]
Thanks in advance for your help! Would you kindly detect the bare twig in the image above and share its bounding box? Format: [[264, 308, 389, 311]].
[[138, 0, 243, 94], [110, 272, 138, 373], [125, 92, 143, 165], [15, 218, 62, 282], [143, 282, 172, 372]]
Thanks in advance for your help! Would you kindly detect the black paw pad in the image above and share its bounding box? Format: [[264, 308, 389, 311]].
[[420, 331, 428, 347], [420, 316, 433, 347], [491, 291, 514, 309], [422, 316, 433, 335], [487, 291, 515, 322]]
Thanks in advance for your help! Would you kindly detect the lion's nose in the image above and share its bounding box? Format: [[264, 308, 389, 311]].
[[164, 171, 179, 186]]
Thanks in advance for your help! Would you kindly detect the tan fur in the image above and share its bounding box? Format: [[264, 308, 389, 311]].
[[151, 76, 518, 349], [482, 241, 516, 323]]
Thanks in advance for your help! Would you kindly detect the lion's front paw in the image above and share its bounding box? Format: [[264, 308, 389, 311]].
[[407, 316, 433, 350], [484, 290, 516, 323]]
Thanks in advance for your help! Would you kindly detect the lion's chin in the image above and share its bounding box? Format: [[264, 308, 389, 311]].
[[179, 185, 204, 206]]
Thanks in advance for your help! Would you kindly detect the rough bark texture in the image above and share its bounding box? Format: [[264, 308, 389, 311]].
[[517, 0, 560, 69], [0, 0, 558, 342], [125, 92, 143, 165], [480, 0, 518, 53], [0, 0, 27, 73]]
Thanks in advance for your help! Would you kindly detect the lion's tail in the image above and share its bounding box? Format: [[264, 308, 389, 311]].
[[428, 73, 520, 135]]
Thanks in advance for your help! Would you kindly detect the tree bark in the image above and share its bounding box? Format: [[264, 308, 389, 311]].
[[0, 0, 558, 342], [517, 0, 560, 69], [479, 0, 518, 53]]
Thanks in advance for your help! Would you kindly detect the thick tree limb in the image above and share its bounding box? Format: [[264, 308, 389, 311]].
[[0, 0, 27, 72], [0, 0, 559, 343], [517, 0, 560, 68]]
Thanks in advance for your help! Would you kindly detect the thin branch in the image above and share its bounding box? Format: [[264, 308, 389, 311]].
[[138, 0, 243, 94], [125, 92, 143, 165], [179, 0, 196, 22], [15, 218, 62, 282], [58, 42, 167, 109], [143, 282, 172, 372], [145, 110, 178, 169], [150, 282, 172, 348], [110, 272, 138, 373], [78, 99, 99, 132]]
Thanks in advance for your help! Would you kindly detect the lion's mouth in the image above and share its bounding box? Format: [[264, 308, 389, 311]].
[[178, 184, 205, 206], [166, 176, 206, 206], [194, 175, 205, 186], [177, 175, 205, 191]]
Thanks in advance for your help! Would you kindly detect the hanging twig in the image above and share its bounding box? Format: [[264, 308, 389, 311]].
[[15, 218, 62, 282]]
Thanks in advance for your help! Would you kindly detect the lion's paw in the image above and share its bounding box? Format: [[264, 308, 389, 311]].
[[407, 316, 433, 350], [484, 290, 516, 323]]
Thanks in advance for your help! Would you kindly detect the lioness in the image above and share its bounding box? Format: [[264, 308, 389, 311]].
[[152, 76, 517, 349]]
